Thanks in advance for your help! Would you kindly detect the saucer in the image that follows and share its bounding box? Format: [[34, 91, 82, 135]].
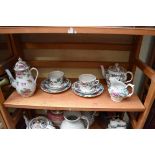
[[40, 78, 71, 94], [72, 81, 104, 98]]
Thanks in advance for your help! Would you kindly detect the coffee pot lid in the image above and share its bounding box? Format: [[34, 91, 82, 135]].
[[14, 57, 29, 71], [108, 63, 126, 73]]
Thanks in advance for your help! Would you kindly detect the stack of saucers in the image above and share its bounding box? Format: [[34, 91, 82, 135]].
[[72, 74, 104, 98], [40, 71, 71, 93]]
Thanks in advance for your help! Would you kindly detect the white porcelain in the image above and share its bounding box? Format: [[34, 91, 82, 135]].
[[48, 71, 64, 87], [5, 58, 38, 97], [101, 63, 133, 85], [79, 74, 99, 93], [108, 77, 134, 102], [23, 116, 55, 129], [60, 111, 89, 129], [72, 81, 104, 98]]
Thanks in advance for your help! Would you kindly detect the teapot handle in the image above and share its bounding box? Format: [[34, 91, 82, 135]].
[[125, 71, 133, 83], [30, 67, 39, 83], [126, 83, 134, 97], [81, 116, 89, 129]]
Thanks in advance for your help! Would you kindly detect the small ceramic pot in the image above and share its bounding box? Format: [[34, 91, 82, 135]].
[[47, 110, 64, 127]]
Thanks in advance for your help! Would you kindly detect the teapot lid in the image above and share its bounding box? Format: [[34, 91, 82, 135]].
[[14, 58, 29, 71], [108, 63, 126, 73]]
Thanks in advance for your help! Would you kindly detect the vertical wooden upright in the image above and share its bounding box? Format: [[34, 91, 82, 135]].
[[129, 35, 143, 74], [0, 88, 15, 128]]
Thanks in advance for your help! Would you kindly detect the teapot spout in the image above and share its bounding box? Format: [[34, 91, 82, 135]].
[[5, 69, 17, 88]]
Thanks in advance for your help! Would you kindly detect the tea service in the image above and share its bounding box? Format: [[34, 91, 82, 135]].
[[72, 74, 104, 98], [40, 70, 71, 94]]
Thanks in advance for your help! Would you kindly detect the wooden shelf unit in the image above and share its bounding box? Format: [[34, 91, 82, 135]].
[[0, 26, 155, 129], [3, 81, 145, 112]]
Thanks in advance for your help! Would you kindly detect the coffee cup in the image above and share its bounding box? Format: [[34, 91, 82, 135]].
[[78, 74, 99, 93], [48, 71, 64, 87]]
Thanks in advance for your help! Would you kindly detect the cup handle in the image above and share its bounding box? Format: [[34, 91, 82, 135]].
[[126, 83, 134, 97], [125, 71, 133, 83], [30, 67, 39, 83], [94, 80, 99, 85], [81, 116, 89, 129]]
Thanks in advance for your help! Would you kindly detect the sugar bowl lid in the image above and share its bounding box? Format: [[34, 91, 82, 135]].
[[14, 57, 29, 71], [108, 63, 126, 73]]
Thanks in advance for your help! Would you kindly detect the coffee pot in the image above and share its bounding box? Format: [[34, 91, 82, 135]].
[[5, 58, 38, 97]]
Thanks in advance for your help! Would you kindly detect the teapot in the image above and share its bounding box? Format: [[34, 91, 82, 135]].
[[101, 63, 133, 86], [5, 58, 38, 97], [108, 77, 134, 102], [23, 116, 55, 129], [60, 111, 89, 129]]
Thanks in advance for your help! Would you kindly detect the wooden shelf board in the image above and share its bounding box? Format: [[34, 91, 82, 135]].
[[3, 81, 145, 112], [0, 27, 155, 35]]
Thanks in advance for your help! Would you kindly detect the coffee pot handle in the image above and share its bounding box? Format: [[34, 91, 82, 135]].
[[81, 116, 89, 129], [125, 71, 133, 83], [126, 83, 134, 97], [30, 67, 39, 83]]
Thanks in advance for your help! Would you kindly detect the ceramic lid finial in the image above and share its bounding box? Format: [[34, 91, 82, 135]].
[[14, 57, 29, 71]]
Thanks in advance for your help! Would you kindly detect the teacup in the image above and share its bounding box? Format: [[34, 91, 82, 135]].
[[78, 74, 99, 93], [48, 71, 64, 87]]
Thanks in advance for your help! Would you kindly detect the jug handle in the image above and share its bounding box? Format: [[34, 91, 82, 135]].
[[81, 116, 89, 129], [126, 83, 134, 97], [30, 67, 39, 83], [125, 71, 133, 83]]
